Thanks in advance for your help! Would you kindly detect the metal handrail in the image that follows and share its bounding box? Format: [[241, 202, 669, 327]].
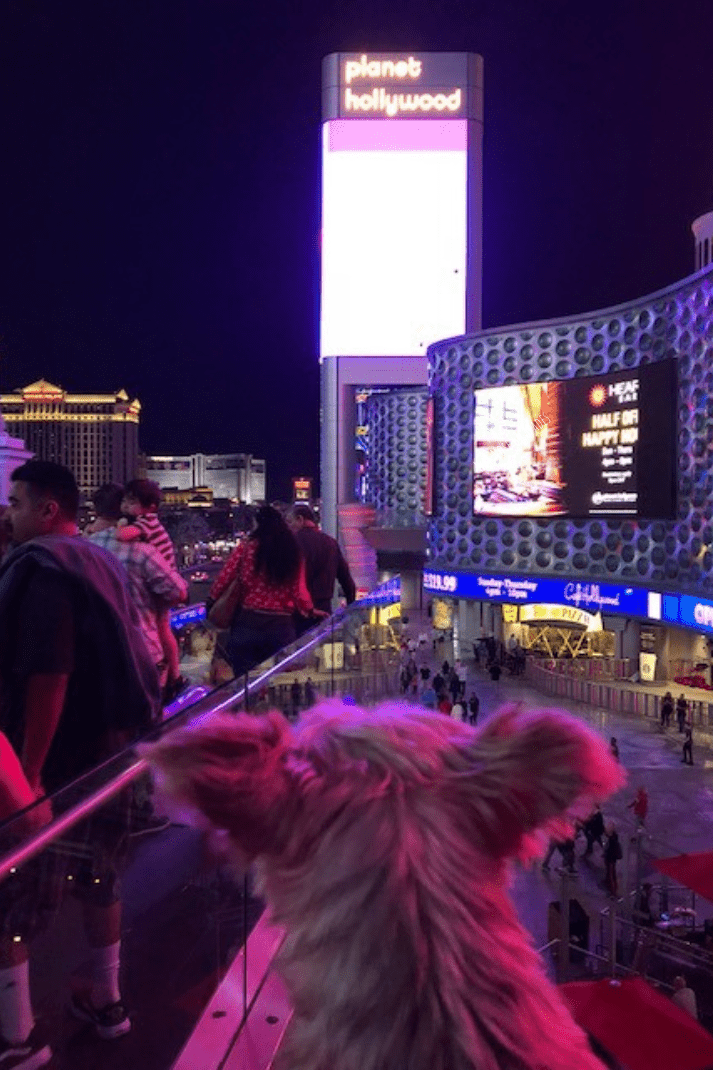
[[0, 759, 146, 884], [0, 605, 361, 885]]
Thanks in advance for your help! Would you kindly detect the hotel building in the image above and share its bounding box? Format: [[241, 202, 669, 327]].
[[145, 453, 266, 504], [0, 380, 141, 499]]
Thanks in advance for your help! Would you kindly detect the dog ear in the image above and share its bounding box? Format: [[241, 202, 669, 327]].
[[140, 710, 293, 857], [460, 704, 626, 860]]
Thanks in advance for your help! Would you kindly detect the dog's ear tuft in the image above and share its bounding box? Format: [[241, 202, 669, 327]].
[[141, 711, 293, 856], [462, 704, 626, 859]]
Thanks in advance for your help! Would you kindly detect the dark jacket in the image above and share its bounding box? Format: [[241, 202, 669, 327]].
[[585, 810, 605, 841], [0, 536, 160, 788], [604, 832, 622, 864], [295, 525, 356, 613]]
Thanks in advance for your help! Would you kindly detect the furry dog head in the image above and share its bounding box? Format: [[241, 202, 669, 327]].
[[144, 701, 625, 1070]]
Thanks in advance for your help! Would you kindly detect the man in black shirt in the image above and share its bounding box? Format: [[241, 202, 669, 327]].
[[0, 461, 159, 1062], [289, 505, 356, 615]]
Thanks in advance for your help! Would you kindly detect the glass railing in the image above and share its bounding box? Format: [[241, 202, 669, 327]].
[[0, 584, 401, 1070]]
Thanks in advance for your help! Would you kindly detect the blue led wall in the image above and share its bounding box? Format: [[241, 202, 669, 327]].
[[427, 266, 713, 596]]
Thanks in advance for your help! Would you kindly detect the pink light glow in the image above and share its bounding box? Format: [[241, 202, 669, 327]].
[[328, 118, 467, 152]]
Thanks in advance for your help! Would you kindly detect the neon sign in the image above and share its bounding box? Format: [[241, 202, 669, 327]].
[[336, 53, 466, 120], [423, 568, 713, 638], [344, 55, 423, 83], [344, 87, 462, 118]]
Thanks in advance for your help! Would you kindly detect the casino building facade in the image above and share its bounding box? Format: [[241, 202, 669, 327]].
[[0, 380, 140, 501], [146, 453, 266, 504], [417, 263, 713, 682]]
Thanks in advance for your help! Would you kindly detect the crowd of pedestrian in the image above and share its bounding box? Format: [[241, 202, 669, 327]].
[[207, 503, 356, 679], [659, 690, 696, 764], [399, 647, 483, 726], [542, 810, 624, 898], [0, 466, 364, 1066]]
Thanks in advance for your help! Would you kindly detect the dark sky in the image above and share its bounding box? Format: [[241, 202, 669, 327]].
[[2, 1, 713, 499]]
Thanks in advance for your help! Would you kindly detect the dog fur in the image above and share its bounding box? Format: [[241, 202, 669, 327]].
[[143, 701, 625, 1069]]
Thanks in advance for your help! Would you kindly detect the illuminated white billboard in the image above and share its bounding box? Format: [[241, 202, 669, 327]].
[[319, 53, 482, 361], [320, 119, 467, 358]]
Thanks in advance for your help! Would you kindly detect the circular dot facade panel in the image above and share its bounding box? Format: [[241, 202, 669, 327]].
[[366, 389, 428, 527], [427, 267, 713, 596]]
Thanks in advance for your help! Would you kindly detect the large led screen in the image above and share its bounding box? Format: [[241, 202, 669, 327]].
[[320, 119, 468, 358], [473, 361, 676, 518]]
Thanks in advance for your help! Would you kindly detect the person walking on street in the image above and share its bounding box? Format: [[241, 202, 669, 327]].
[[672, 975, 698, 1020], [633, 883, 656, 928], [609, 737, 620, 761], [468, 692, 480, 726], [542, 839, 576, 874], [627, 786, 648, 828], [582, 805, 605, 857], [661, 691, 674, 728], [682, 724, 694, 765], [676, 694, 689, 733], [450, 700, 465, 722], [604, 825, 622, 898], [420, 681, 437, 710], [437, 693, 452, 716]]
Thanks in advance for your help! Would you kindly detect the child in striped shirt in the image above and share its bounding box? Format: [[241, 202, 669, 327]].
[[117, 479, 185, 701]]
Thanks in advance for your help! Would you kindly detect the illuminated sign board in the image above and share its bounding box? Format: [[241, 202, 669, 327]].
[[663, 594, 713, 636], [320, 52, 482, 360], [519, 603, 598, 629], [473, 361, 676, 518], [323, 52, 482, 122], [423, 568, 713, 637], [356, 575, 401, 607], [292, 477, 312, 502], [423, 569, 652, 618], [170, 603, 206, 629]]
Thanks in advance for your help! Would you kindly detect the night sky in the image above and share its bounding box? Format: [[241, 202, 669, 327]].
[[2, 1, 713, 499]]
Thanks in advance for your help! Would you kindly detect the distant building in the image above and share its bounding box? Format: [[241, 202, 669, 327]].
[[146, 453, 266, 504], [293, 476, 312, 503], [0, 380, 140, 499]]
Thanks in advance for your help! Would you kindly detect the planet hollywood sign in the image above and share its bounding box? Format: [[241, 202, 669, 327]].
[[423, 568, 713, 636], [338, 53, 466, 118], [344, 85, 462, 118]]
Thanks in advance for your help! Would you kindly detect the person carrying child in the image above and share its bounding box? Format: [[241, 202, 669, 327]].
[[116, 479, 186, 702]]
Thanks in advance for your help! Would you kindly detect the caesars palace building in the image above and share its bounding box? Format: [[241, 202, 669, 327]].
[[0, 379, 140, 500]]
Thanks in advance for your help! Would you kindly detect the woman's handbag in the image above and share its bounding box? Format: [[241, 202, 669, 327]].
[[207, 575, 243, 630]]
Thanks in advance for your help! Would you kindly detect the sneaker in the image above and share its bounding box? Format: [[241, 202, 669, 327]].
[[0, 1025, 52, 1069], [70, 993, 131, 1039]]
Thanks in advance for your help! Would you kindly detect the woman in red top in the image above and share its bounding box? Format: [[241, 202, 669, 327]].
[[209, 506, 317, 677]]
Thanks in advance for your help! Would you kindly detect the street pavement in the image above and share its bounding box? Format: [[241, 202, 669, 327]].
[[432, 651, 713, 955]]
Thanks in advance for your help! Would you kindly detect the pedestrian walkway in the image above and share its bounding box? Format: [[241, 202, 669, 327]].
[[400, 615, 713, 957]]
